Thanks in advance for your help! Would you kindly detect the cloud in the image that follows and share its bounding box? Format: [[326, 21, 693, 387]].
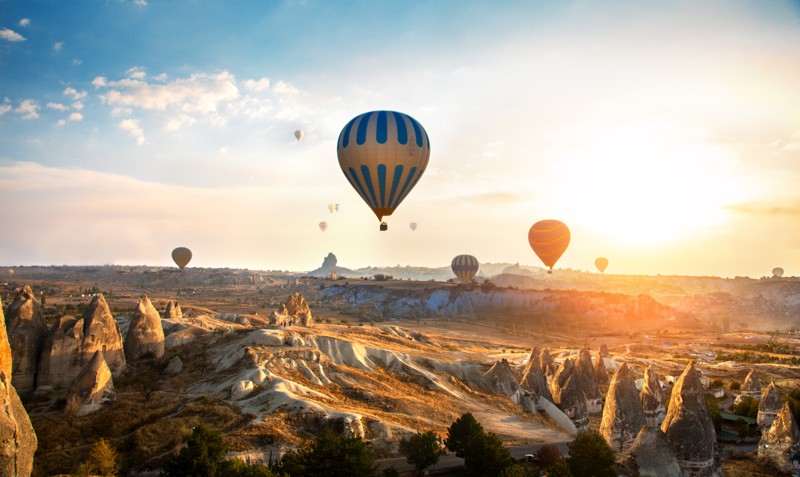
[[69, 112, 83, 121], [99, 71, 239, 114], [244, 77, 271, 92], [111, 107, 132, 117], [0, 104, 11, 115], [126, 66, 146, 79], [56, 119, 66, 127], [64, 87, 87, 100], [118, 118, 145, 145], [0, 28, 25, 42], [92, 76, 107, 88], [133, 0, 147, 6], [19, 18, 30, 27], [15, 99, 39, 119], [71, 101, 84, 111], [53, 41, 63, 52], [726, 200, 800, 216], [72, 58, 82, 66], [47, 102, 68, 111], [165, 114, 196, 132]]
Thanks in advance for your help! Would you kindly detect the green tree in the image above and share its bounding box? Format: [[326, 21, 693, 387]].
[[463, 431, 515, 477], [277, 428, 377, 477], [445, 412, 485, 458], [546, 461, 574, 477], [565, 431, 616, 477], [81, 439, 119, 476], [498, 463, 534, 477], [729, 380, 741, 391], [398, 431, 446, 473], [218, 459, 286, 477], [162, 424, 227, 477], [534, 444, 564, 471], [731, 396, 759, 419], [705, 395, 723, 432]]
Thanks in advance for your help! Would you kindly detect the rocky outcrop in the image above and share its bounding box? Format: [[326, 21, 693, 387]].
[[758, 402, 800, 474], [661, 362, 717, 477], [576, 349, 603, 413], [740, 368, 761, 398], [628, 426, 685, 477], [124, 295, 165, 362], [599, 343, 610, 358], [483, 358, 534, 412], [0, 305, 38, 477], [270, 292, 314, 327], [600, 363, 646, 453], [164, 356, 183, 377], [4, 285, 47, 394], [757, 381, 782, 428], [539, 348, 557, 376], [594, 354, 609, 385], [83, 294, 125, 372], [550, 358, 589, 430], [68, 350, 115, 412], [520, 347, 554, 403], [641, 365, 667, 428], [165, 301, 183, 318]]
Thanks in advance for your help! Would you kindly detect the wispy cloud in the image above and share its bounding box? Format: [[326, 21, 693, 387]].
[[126, 66, 146, 79], [69, 112, 83, 121], [53, 41, 64, 52], [0, 103, 11, 116], [15, 99, 39, 119], [46, 102, 69, 111], [18, 18, 30, 27], [118, 118, 145, 144], [243, 77, 271, 92], [64, 87, 87, 100], [726, 200, 800, 216], [0, 28, 25, 42], [133, 0, 148, 7], [92, 76, 107, 88], [99, 71, 239, 113]]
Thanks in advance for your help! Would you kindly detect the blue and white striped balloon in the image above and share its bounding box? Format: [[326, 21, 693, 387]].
[[337, 111, 430, 221]]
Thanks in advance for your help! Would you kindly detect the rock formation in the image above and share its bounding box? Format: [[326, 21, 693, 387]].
[[757, 381, 782, 428], [661, 362, 717, 477], [165, 300, 183, 318], [483, 358, 533, 411], [576, 348, 603, 413], [68, 350, 115, 411], [124, 295, 165, 362], [270, 292, 313, 327], [4, 285, 47, 394], [758, 402, 800, 474], [600, 363, 646, 453], [164, 356, 183, 377], [599, 342, 610, 358], [628, 426, 685, 477], [550, 358, 589, 430], [82, 294, 126, 373], [640, 365, 667, 428], [733, 368, 762, 407], [594, 353, 609, 385], [539, 348, 557, 376], [520, 347, 554, 403], [0, 304, 38, 477]]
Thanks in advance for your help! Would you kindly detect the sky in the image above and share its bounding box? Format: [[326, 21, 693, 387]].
[[1, 0, 800, 277]]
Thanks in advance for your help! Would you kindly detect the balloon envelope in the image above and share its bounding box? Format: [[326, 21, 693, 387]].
[[409, 222, 418, 231], [171, 247, 192, 270], [335, 203, 340, 212], [6, 268, 13, 276], [773, 267, 784, 278], [328, 203, 335, 213], [528, 220, 570, 273], [294, 130, 304, 142], [337, 111, 430, 221], [595, 257, 609, 273], [451, 254, 479, 283], [319, 221, 328, 232]]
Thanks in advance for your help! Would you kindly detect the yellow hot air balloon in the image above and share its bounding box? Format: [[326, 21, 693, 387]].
[[171, 247, 192, 270], [319, 221, 328, 232], [337, 111, 430, 231], [772, 267, 784, 278], [451, 255, 479, 283], [294, 130, 304, 142], [328, 203, 335, 213], [595, 257, 608, 273], [528, 220, 570, 274], [6, 268, 13, 277], [409, 222, 418, 231]]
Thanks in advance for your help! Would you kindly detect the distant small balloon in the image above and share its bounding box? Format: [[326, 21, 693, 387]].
[[451, 254, 479, 283], [171, 247, 192, 270], [335, 203, 340, 212], [595, 257, 609, 274], [319, 221, 328, 232], [6, 268, 13, 276], [773, 267, 784, 278], [328, 203, 335, 213], [409, 222, 418, 231], [294, 130, 304, 142]]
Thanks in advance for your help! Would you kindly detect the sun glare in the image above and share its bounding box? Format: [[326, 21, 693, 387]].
[[541, 123, 746, 247]]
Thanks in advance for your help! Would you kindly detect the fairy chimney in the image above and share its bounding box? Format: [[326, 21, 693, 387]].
[[758, 381, 782, 428], [641, 365, 667, 428], [550, 358, 589, 430], [576, 348, 603, 413], [600, 363, 646, 453], [4, 285, 47, 394], [599, 343, 610, 358], [539, 348, 557, 376], [520, 347, 554, 403], [165, 301, 182, 318], [758, 402, 800, 474], [594, 354, 610, 386], [124, 295, 165, 362], [68, 349, 115, 411], [628, 426, 684, 477], [661, 362, 717, 477], [82, 294, 126, 374]]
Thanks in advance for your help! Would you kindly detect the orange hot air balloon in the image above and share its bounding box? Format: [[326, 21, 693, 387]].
[[595, 257, 608, 273], [171, 247, 192, 270], [528, 220, 570, 274]]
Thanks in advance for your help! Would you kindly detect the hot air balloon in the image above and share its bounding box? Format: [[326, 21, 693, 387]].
[[409, 222, 418, 231], [172, 247, 192, 270], [337, 111, 430, 231], [319, 221, 328, 232], [328, 203, 335, 213], [335, 203, 340, 212], [451, 255, 479, 283], [294, 130, 304, 142], [773, 267, 784, 278], [528, 220, 570, 274], [595, 257, 608, 274], [6, 268, 13, 276]]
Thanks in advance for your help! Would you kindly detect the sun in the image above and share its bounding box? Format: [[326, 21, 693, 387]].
[[539, 122, 746, 247]]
